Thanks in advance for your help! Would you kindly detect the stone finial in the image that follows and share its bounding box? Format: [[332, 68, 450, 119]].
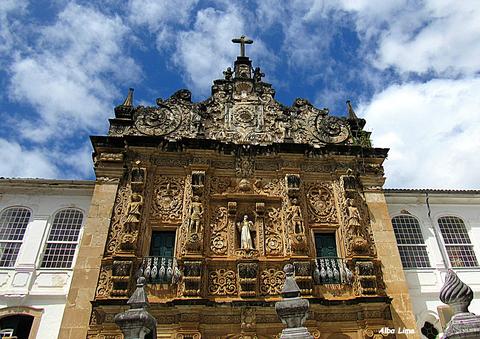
[[122, 88, 134, 107], [114, 277, 157, 339], [275, 264, 313, 339], [346, 100, 358, 120], [440, 270, 473, 314], [115, 88, 134, 118], [440, 270, 480, 339], [127, 277, 149, 309]]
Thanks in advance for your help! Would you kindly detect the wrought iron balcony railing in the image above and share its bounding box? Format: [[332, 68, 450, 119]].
[[313, 257, 353, 285], [140, 256, 180, 284]]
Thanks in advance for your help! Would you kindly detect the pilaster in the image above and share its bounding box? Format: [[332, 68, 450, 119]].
[[59, 180, 120, 339], [364, 189, 418, 338]]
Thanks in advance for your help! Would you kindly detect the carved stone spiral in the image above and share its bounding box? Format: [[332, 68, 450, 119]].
[[440, 269, 473, 314]]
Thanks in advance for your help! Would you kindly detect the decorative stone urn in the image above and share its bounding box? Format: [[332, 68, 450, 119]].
[[275, 264, 313, 339], [439, 270, 480, 338]]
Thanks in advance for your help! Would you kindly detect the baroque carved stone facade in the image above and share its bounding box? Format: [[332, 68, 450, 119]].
[[70, 38, 418, 339]]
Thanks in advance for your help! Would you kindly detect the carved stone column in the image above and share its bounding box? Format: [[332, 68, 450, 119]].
[[440, 270, 480, 338], [114, 277, 157, 339], [275, 264, 313, 339]]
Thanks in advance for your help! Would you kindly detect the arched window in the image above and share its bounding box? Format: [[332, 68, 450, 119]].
[[438, 216, 478, 267], [40, 209, 83, 268], [392, 215, 430, 268], [0, 207, 31, 267]]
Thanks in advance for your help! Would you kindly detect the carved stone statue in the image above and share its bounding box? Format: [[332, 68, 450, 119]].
[[125, 193, 143, 230], [238, 215, 254, 250], [189, 195, 203, 234], [287, 198, 304, 235], [346, 198, 362, 237]]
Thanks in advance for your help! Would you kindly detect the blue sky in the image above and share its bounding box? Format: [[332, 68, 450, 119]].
[[1, 0, 479, 189]]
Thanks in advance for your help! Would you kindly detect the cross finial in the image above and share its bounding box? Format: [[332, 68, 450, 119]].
[[232, 35, 253, 57]]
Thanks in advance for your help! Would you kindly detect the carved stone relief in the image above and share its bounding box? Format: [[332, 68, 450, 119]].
[[264, 207, 283, 256], [95, 264, 113, 299], [208, 269, 237, 295], [259, 268, 285, 296], [209, 206, 229, 255], [105, 185, 130, 256], [151, 176, 184, 223], [305, 183, 338, 224]]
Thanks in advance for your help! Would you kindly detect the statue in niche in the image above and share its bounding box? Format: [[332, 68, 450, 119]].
[[287, 198, 304, 235], [188, 195, 203, 234], [237, 215, 255, 250], [125, 192, 143, 230], [346, 198, 362, 237]]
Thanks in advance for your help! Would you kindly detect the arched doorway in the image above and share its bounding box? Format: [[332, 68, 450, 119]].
[[0, 314, 34, 339]]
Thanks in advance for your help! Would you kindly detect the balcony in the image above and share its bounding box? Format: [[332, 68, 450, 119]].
[[140, 256, 180, 284], [312, 257, 353, 285]]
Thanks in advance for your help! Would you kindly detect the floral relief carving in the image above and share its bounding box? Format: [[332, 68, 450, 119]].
[[253, 178, 282, 196], [260, 268, 285, 295], [106, 185, 130, 255], [208, 269, 237, 295], [305, 183, 338, 224], [95, 265, 113, 299], [151, 176, 184, 222], [264, 207, 283, 256], [209, 206, 229, 255]]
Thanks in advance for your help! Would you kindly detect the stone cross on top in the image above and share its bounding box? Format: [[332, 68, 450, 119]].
[[232, 35, 253, 57]]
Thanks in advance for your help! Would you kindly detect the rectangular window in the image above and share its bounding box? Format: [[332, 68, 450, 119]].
[[41, 209, 83, 268], [143, 231, 176, 283], [314, 233, 342, 284], [438, 216, 478, 268]]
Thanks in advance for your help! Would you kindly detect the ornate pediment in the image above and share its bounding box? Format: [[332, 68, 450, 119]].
[[110, 38, 363, 148]]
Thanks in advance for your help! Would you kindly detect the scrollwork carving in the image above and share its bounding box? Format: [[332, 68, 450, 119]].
[[210, 206, 229, 255], [264, 207, 283, 256], [260, 268, 285, 295], [95, 265, 113, 299], [106, 185, 130, 255], [306, 183, 338, 224], [151, 176, 184, 222], [208, 269, 237, 295]]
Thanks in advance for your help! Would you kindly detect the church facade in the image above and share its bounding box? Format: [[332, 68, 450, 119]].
[[59, 39, 417, 338]]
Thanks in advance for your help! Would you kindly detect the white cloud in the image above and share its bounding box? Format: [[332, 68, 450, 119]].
[[0, 139, 58, 178], [338, 0, 480, 76], [360, 77, 480, 189], [172, 5, 245, 95], [0, 0, 28, 62], [8, 3, 141, 142], [128, 0, 198, 48]]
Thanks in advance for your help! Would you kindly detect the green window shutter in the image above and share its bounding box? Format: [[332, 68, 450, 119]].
[[150, 231, 176, 257], [314, 233, 337, 257]]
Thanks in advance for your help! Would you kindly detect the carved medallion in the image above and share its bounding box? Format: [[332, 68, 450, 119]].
[[260, 268, 285, 295], [134, 106, 181, 136], [208, 269, 237, 295], [314, 115, 349, 144], [151, 176, 184, 222], [305, 183, 338, 224]]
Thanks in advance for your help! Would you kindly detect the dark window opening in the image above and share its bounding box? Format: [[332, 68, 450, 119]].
[[0, 314, 34, 339]]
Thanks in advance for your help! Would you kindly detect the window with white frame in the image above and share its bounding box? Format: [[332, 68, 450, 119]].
[[0, 207, 31, 267], [438, 216, 478, 268], [41, 208, 83, 268], [392, 215, 431, 268]]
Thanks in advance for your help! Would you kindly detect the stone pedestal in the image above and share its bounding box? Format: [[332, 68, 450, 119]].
[[440, 270, 480, 339], [275, 264, 313, 339]]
